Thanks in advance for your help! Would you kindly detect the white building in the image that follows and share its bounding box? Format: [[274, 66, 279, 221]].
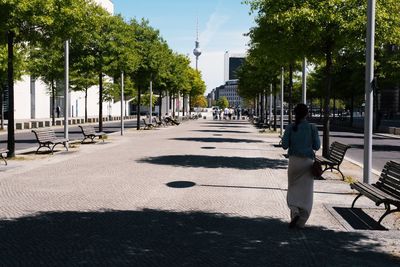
[[13, 0, 118, 121]]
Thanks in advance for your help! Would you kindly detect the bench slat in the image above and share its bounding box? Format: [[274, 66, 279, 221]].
[[350, 160, 400, 223], [351, 182, 398, 203]]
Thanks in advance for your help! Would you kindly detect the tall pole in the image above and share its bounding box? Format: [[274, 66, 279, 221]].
[[269, 84, 273, 123], [302, 57, 307, 104], [364, 0, 375, 184], [64, 40, 69, 140], [280, 67, 284, 137], [149, 80, 153, 124], [7, 31, 15, 157], [121, 71, 124, 136]]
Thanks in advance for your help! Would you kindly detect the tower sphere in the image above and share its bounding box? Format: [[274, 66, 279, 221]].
[[193, 47, 202, 57]]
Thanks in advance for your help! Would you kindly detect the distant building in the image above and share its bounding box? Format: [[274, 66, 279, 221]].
[[224, 52, 245, 82], [208, 80, 243, 108]]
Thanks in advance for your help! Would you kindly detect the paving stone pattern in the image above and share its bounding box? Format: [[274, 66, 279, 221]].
[[0, 119, 399, 266]]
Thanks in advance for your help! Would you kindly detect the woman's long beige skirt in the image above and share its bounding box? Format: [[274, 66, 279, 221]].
[[287, 155, 314, 227]]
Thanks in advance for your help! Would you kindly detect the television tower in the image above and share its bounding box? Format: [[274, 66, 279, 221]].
[[193, 19, 201, 70]]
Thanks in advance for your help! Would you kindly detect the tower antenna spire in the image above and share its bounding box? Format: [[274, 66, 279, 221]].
[[193, 17, 202, 70]]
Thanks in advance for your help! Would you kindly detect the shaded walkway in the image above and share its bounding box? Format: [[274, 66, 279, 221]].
[[0, 209, 398, 266]]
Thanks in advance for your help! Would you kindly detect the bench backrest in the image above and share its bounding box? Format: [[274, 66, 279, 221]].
[[79, 125, 96, 135], [32, 129, 57, 142], [328, 141, 350, 164], [375, 161, 400, 199]]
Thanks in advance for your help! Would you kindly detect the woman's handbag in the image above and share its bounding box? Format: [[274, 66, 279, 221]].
[[311, 160, 323, 177]]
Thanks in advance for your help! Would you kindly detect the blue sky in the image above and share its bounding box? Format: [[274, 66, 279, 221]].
[[112, 0, 255, 93]]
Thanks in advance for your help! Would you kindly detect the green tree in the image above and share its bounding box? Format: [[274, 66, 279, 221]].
[[245, 0, 400, 156], [130, 19, 168, 128], [0, 0, 54, 157], [192, 95, 207, 108], [217, 96, 229, 109], [188, 68, 206, 113]]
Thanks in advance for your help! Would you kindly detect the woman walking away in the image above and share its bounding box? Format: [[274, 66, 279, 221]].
[[282, 104, 321, 229]]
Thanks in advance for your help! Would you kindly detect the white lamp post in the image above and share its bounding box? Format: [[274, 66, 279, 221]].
[[364, 0, 376, 184]]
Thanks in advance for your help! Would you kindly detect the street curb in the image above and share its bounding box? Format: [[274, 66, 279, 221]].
[[344, 156, 381, 176]]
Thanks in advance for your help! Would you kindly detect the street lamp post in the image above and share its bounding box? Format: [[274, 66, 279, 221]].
[[64, 40, 69, 140], [364, 0, 376, 184], [280, 67, 284, 137], [149, 80, 153, 124], [121, 71, 124, 136], [302, 57, 307, 104]]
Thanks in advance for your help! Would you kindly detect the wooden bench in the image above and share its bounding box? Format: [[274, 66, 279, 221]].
[[164, 117, 180, 126], [142, 118, 155, 130], [32, 129, 69, 154], [154, 117, 165, 127], [315, 141, 350, 180], [78, 125, 106, 143], [350, 160, 400, 224], [0, 148, 9, 165]]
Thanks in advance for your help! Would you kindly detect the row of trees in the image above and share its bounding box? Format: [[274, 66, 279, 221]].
[[239, 0, 400, 157], [0, 0, 206, 157]]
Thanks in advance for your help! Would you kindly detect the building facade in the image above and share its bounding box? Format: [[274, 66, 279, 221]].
[[224, 52, 245, 82], [208, 80, 243, 108]]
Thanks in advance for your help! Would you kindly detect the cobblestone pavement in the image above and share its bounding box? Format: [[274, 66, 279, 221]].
[[0, 119, 399, 266]]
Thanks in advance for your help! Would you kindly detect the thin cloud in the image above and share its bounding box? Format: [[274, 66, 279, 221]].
[[199, 4, 230, 49]]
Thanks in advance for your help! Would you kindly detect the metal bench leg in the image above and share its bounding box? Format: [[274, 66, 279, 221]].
[[351, 193, 363, 208], [378, 205, 399, 224], [1, 155, 7, 166], [51, 144, 56, 154], [336, 166, 345, 180], [36, 144, 47, 154]]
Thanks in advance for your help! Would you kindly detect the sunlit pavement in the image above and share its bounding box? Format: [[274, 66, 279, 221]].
[[0, 119, 399, 266]]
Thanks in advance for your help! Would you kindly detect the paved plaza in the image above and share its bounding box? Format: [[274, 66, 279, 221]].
[[0, 119, 399, 266]]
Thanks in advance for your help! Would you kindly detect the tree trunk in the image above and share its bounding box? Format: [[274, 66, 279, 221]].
[[0, 87, 4, 130], [260, 92, 264, 123], [158, 88, 162, 120], [183, 94, 186, 116], [7, 30, 15, 157], [136, 86, 141, 130], [274, 91, 277, 131], [323, 47, 333, 157], [320, 98, 323, 121], [172, 93, 176, 118], [254, 97, 257, 117], [189, 94, 192, 115], [98, 72, 103, 131], [84, 88, 88, 123], [51, 81, 55, 126], [333, 96, 336, 122], [350, 93, 354, 126], [288, 63, 294, 124]]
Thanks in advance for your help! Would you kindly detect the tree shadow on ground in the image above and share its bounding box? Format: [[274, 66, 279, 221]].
[[192, 130, 252, 134], [171, 137, 264, 143], [138, 155, 288, 170], [201, 125, 246, 128], [0, 209, 398, 266], [202, 121, 248, 124]]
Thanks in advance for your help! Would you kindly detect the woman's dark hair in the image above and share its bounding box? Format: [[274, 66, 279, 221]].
[[293, 104, 309, 132]]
